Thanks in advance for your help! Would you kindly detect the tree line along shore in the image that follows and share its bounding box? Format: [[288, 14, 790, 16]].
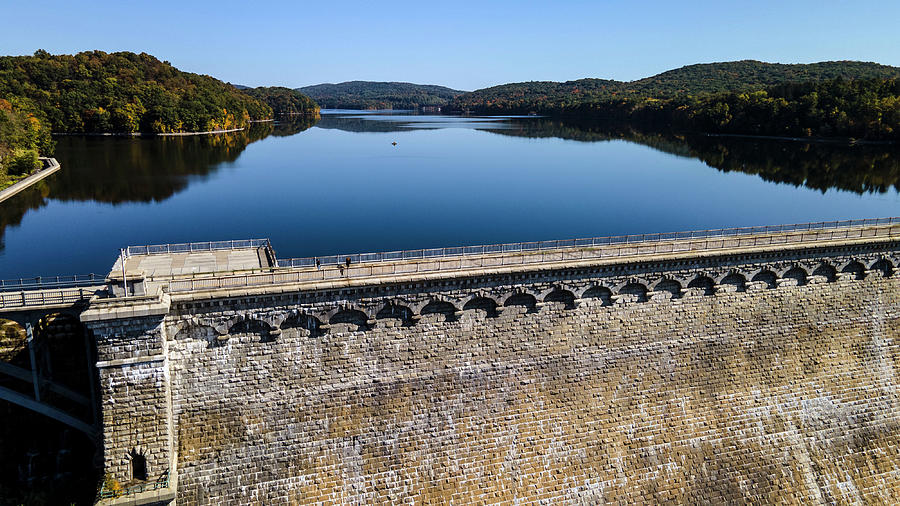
[[3, 51, 899, 189], [0, 50, 318, 189]]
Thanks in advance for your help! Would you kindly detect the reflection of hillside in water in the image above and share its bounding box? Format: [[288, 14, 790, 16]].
[[0, 120, 317, 251], [314, 113, 513, 133], [485, 119, 900, 195]]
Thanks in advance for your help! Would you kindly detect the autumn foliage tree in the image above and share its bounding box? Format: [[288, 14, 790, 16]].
[[0, 50, 273, 135]]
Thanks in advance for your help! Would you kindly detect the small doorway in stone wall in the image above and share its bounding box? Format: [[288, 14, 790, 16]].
[[129, 449, 148, 481]]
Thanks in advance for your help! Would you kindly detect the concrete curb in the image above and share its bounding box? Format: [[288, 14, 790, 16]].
[[0, 157, 61, 204]]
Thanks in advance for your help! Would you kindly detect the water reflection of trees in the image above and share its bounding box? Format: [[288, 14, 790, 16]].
[[313, 114, 414, 133], [486, 118, 900, 195], [0, 119, 317, 251], [272, 115, 319, 137]]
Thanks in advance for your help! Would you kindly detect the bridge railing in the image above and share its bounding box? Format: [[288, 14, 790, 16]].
[[98, 470, 170, 499], [276, 217, 900, 268], [125, 239, 270, 257], [169, 219, 900, 294], [0, 286, 103, 310], [0, 274, 103, 292]]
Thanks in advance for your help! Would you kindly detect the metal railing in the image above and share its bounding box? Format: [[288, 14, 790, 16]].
[[277, 217, 899, 268], [0, 274, 103, 292], [0, 286, 104, 310], [98, 470, 170, 499], [169, 220, 900, 294], [125, 239, 270, 257]]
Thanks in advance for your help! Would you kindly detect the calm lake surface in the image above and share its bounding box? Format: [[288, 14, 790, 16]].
[[1, 111, 899, 278]]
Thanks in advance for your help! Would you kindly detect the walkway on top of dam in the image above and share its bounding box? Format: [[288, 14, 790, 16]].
[[113, 218, 900, 297], [2, 217, 898, 312]]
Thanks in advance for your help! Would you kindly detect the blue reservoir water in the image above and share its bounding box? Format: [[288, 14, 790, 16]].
[[1, 112, 898, 278]]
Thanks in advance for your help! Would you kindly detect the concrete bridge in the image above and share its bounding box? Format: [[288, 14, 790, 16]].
[[2, 218, 900, 503]]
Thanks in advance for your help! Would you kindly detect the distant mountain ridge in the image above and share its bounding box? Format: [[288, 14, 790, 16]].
[[449, 60, 900, 113], [298, 81, 465, 110]]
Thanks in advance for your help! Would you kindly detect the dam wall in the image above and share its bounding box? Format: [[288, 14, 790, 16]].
[[79, 227, 900, 504]]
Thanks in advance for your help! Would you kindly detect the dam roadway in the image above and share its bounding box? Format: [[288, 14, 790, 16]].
[[2, 218, 900, 504]]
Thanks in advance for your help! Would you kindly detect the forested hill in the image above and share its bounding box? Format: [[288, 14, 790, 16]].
[[0, 50, 273, 135], [298, 81, 465, 109], [449, 60, 900, 113], [240, 87, 319, 116], [447, 61, 900, 140]]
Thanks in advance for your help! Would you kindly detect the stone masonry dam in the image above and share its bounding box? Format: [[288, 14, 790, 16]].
[[2, 218, 900, 504]]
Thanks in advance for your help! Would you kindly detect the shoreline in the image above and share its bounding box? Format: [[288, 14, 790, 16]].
[[0, 158, 61, 203], [51, 127, 247, 138]]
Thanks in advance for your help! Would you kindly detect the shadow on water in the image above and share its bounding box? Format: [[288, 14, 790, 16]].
[[0, 119, 316, 252]]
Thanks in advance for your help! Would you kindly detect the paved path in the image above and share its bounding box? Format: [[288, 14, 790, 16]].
[[164, 222, 900, 296], [0, 158, 60, 204]]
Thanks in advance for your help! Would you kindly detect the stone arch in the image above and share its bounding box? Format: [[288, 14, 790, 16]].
[[782, 266, 808, 286], [417, 300, 460, 322], [229, 318, 278, 342], [580, 286, 613, 306], [751, 270, 777, 289], [375, 302, 414, 322], [502, 292, 537, 311], [652, 278, 683, 299], [720, 272, 747, 292], [870, 258, 894, 278], [841, 260, 866, 280], [280, 312, 324, 337], [329, 309, 370, 331], [174, 323, 224, 348], [230, 318, 272, 334], [812, 263, 838, 282], [618, 282, 648, 303], [542, 288, 576, 308], [687, 275, 716, 296], [462, 296, 499, 317]]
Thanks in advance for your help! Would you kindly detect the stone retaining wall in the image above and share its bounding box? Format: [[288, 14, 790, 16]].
[[162, 268, 900, 503]]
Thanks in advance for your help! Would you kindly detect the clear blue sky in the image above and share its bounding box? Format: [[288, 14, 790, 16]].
[[3, 1, 899, 91]]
